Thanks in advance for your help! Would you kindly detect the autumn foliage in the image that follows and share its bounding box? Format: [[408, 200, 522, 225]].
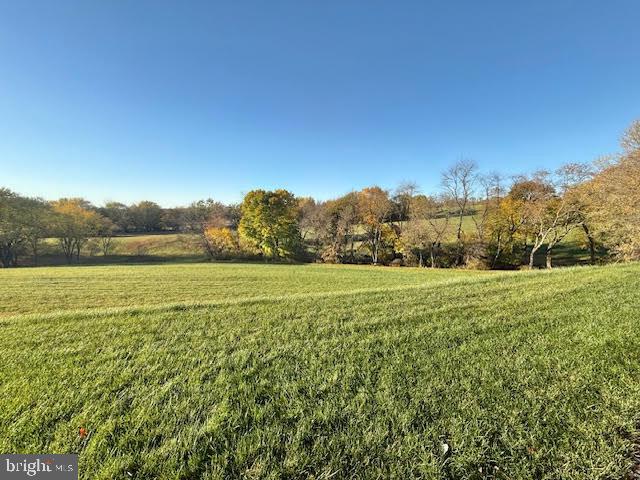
[[1, 119, 640, 268]]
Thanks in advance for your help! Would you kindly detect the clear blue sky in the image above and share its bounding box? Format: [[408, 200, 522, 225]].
[[1, 1, 638, 206]]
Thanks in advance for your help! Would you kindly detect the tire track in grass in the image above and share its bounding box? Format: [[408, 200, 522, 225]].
[[3, 264, 632, 327], [2, 272, 515, 324]]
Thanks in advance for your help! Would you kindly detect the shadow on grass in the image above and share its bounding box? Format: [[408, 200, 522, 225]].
[[15, 254, 311, 268]]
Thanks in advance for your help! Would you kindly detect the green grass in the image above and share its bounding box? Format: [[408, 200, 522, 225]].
[[1, 263, 639, 479], [0, 263, 484, 317], [110, 233, 202, 257], [38, 234, 205, 266]]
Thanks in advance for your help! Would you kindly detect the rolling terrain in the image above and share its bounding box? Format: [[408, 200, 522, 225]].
[[1, 263, 639, 479]]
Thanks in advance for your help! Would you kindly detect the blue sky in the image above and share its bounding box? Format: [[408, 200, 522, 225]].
[[1, 1, 638, 206]]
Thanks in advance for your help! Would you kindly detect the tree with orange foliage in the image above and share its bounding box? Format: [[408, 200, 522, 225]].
[[357, 187, 393, 264], [585, 121, 640, 260]]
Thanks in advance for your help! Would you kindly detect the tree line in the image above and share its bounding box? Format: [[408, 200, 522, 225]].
[[1, 119, 639, 268]]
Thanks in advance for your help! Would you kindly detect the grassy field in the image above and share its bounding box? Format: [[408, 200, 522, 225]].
[[36, 233, 205, 266], [1, 263, 639, 479], [0, 263, 483, 317]]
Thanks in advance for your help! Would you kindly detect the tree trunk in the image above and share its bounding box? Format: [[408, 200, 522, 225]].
[[582, 224, 596, 265], [371, 227, 380, 264], [1, 245, 13, 268], [455, 211, 464, 266], [418, 250, 423, 268], [491, 233, 502, 269], [528, 244, 540, 269], [61, 238, 74, 264], [522, 237, 530, 266], [101, 237, 112, 257], [545, 247, 553, 269]]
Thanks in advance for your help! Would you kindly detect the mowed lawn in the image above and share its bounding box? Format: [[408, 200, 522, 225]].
[[0, 263, 486, 317], [1, 264, 639, 479]]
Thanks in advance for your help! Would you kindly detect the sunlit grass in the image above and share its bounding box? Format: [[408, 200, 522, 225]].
[[1, 263, 638, 479], [0, 263, 486, 317]]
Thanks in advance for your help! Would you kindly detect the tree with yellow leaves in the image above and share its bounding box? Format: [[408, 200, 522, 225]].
[[203, 226, 238, 259], [239, 189, 300, 259], [586, 126, 640, 260], [51, 198, 103, 263]]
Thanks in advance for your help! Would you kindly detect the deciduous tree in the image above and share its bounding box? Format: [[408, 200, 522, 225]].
[[357, 187, 392, 264], [51, 198, 103, 263], [21, 197, 52, 265], [97, 217, 117, 256], [0, 189, 26, 267], [399, 195, 450, 267], [99, 202, 130, 232], [486, 195, 526, 268], [239, 189, 301, 259], [203, 226, 238, 259], [586, 146, 640, 260], [129, 201, 163, 232], [442, 159, 477, 265], [393, 181, 420, 233], [184, 199, 229, 257]]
